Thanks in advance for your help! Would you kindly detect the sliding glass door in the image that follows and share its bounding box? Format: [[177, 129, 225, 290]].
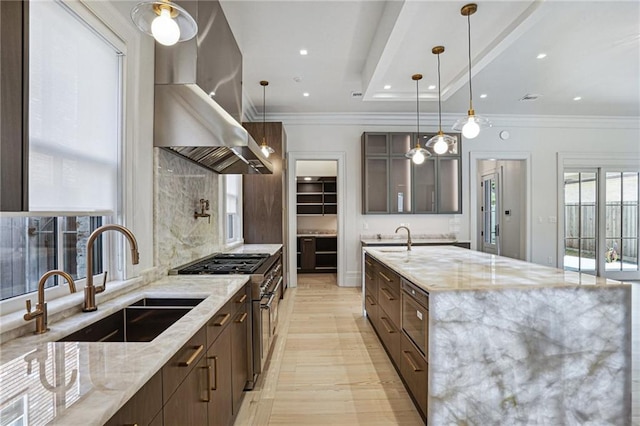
[[563, 169, 639, 279]]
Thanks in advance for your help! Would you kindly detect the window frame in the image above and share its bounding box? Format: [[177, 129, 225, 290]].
[[223, 175, 243, 245]]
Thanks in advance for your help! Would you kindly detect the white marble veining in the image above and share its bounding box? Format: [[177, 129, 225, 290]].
[[0, 275, 248, 425], [154, 149, 220, 271], [364, 246, 632, 424]]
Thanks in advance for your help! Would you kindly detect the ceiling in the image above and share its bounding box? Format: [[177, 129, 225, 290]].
[[219, 0, 640, 120]]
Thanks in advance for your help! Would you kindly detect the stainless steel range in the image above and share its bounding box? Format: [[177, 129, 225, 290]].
[[169, 251, 282, 389]]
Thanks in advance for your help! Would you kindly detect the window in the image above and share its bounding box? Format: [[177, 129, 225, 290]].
[[224, 175, 242, 243], [0, 1, 123, 306]]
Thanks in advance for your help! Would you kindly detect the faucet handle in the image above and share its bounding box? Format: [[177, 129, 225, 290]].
[[95, 271, 108, 294], [23, 299, 41, 320]]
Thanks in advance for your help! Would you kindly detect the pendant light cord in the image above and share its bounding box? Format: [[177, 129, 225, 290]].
[[416, 78, 420, 136], [437, 52, 442, 132], [262, 84, 266, 141], [467, 13, 473, 111]]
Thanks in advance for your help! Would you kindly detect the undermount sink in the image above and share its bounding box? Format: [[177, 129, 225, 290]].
[[376, 247, 409, 253], [58, 298, 205, 343]]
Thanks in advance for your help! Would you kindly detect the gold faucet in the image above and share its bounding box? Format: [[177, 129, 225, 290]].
[[83, 224, 139, 312], [395, 225, 412, 251], [24, 270, 76, 334]]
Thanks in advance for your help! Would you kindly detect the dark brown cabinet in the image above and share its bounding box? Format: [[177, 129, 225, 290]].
[[105, 371, 163, 426], [297, 236, 337, 272], [298, 237, 316, 272], [108, 285, 249, 426], [0, 0, 28, 211], [362, 132, 462, 215], [243, 121, 288, 296], [207, 326, 233, 426], [364, 255, 428, 421]]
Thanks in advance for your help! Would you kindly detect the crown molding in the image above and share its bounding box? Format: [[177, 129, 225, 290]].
[[242, 112, 640, 130]]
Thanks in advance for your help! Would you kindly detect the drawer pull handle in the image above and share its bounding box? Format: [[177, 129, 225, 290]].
[[380, 316, 395, 334], [179, 344, 204, 367], [378, 271, 393, 282], [236, 294, 247, 304], [403, 350, 423, 372], [209, 356, 218, 390], [213, 313, 231, 327], [365, 272, 373, 280], [365, 295, 376, 306], [303, 238, 313, 242], [365, 259, 372, 266], [380, 288, 395, 301], [203, 365, 212, 402], [235, 312, 248, 323]]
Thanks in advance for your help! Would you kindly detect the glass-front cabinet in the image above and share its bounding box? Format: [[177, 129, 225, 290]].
[[362, 132, 462, 215]]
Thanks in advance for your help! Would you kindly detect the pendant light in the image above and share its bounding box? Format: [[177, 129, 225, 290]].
[[426, 46, 457, 155], [259, 81, 275, 158], [452, 3, 491, 139], [405, 74, 430, 165], [131, 0, 197, 46]]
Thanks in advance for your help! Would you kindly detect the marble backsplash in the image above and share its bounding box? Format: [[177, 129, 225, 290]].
[[154, 149, 220, 272]]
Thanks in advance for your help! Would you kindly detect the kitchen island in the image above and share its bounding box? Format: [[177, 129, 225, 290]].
[[363, 246, 631, 424]]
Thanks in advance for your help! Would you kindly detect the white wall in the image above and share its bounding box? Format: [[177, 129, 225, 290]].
[[282, 117, 640, 284]]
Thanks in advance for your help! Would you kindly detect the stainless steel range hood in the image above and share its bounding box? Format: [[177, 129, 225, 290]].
[[153, 0, 272, 175]]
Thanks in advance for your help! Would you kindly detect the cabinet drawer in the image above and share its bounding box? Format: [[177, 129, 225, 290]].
[[207, 286, 247, 346], [105, 370, 162, 426], [377, 280, 400, 329], [364, 285, 378, 331], [377, 264, 400, 295], [377, 307, 400, 367], [364, 257, 377, 296], [163, 327, 207, 403], [400, 334, 428, 419]]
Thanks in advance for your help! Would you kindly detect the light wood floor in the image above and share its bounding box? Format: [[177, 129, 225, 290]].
[[234, 274, 424, 426], [235, 275, 639, 426]]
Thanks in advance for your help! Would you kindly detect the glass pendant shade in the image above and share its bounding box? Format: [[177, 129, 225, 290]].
[[405, 73, 431, 164], [453, 3, 491, 139], [426, 131, 457, 155], [260, 139, 275, 158], [131, 1, 197, 46], [405, 144, 429, 165]]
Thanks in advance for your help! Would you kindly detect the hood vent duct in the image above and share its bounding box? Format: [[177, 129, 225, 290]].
[[153, 0, 272, 175]]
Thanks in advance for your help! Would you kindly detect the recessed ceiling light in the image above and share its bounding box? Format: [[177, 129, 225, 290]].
[[304, 177, 312, 181], [537, 53, 547, 59], [300, 49, 308, 56], [384, 85, 391, 90], [573, 96, 582, 101], [480, 94, 488, 99], [428, 85, 436, 90], [303, 92, 310, 97]]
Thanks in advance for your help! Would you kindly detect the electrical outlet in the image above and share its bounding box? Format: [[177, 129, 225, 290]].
[[547, 256, 553, 264], [363, 222, 369, 230]]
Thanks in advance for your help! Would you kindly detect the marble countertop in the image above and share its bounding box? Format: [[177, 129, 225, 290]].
[[363, 246, 629, 291], [297, 233, 337, 237], [0, 275, 249, 425], [361, 238, 466, 245], [226, 243, 282, 256]]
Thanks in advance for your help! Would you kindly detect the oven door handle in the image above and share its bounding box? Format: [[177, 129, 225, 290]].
[[261, 293, 276, 309]]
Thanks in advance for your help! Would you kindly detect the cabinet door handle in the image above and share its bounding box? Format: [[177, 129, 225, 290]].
[[403, 350, 423, 372], [212, 313, 231, 327], [235, 312, 248, 323], [380, 316, 395, 334], [203, 365, 212, 402], [236, 294, 247, 304], [179, 345, 204, 367], [365, 295, 376, 306], [378, 271, 393, 282], [209, 356, 218, 390], [380, 287, 395, 301]]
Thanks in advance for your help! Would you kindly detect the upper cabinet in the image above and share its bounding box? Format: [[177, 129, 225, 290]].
[[0, 0, 28, 211], [362, 132, 461, 215]]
